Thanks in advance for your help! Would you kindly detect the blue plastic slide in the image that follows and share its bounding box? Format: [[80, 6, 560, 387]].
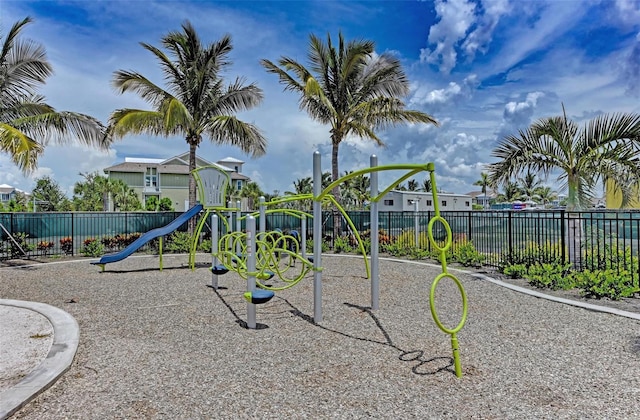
[[91, 204, 203, 268]]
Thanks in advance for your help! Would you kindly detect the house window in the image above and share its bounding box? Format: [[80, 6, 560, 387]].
[[236, 180, 242, 190], [426, 200, 432, 206], [465, 201, 470, 207], [145, 167, 158, 188], [234, 165, 239, 172], [383, 199, 394, 206], [441, 200, 447, 206], [0, 193, 9, 201]]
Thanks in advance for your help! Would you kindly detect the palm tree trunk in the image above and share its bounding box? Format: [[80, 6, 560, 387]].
[[188, 141, 198, 233], [566, 175, 583, 269], [331, 137, 342, 240]]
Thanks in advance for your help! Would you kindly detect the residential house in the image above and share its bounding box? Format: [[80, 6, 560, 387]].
[[465, 190, 498, 209], [0, 184, 24, 207], [103, 152, 251, 211], [380, 190, 472, 212]]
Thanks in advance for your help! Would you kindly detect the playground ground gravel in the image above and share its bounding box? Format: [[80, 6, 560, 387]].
[[1, 254, 640, 419]]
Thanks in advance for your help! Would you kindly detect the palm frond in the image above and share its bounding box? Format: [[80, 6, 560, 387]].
[[0, 122, 42, 172], [204, 115, 266, 157], [106, 109, 165, 139], [112, 70, 170, 108]]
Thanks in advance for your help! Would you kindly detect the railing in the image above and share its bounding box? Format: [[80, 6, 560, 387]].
[[2, 210, 640, 284]]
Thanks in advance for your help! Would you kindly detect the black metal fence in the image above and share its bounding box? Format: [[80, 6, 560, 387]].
[[2, 210, 640, 281]]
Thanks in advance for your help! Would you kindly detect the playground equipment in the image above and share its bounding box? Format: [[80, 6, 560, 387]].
[[310, 152, 468, 377], [91, 204, 204, 271]]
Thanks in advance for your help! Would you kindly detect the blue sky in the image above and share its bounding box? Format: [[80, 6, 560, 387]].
[[1, 0, 639, 198]]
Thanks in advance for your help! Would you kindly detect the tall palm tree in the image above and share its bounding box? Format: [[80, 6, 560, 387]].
[[517, 170, 543, 201], [261, 32, 438, 203], [474, 172, 491, 209], [1, 17, 107, 172], [107, 21, 267, 226], [487, 106, 640, 211], [421, 178, 432, 192]]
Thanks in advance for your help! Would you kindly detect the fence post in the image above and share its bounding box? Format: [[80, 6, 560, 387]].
[[71, 212, 75, 256], [560, 210, 566, 264], [507, 211, 513, 259], [413, 200, 419, 248]]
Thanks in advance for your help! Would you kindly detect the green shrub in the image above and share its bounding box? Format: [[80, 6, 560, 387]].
[[4, 232, 35, 258], [306, 238, 329, 253], [525, 262, 575, 290], [408, 247, 430, 260], [166, 231, 193, 253], [574, 269, 640, 300], [81, 238, 104, 257], [502, 263, 528, 279], [145, 195, 159, 211], [199, 239, 212, 253], [386, 242, 410, 257], [499, 241, 563, 270], [333, 236, 353, 253], [453, 240, 485, 267]]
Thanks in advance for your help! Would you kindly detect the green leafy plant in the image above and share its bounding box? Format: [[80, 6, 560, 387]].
[[333, 236, 353, 253], [525, 262, 575, 290], [575, 269, 640, 300], [81, 238, 104, 257], [499, 241, 563, 270], [199, 239, 212, 253], [166, 231, 193, 253], [3, 232, 35, 258], [502, 263, 528, 279], [453, 240, 486, 267]]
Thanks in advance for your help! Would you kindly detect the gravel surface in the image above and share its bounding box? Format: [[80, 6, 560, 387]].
[[1, 254, 640, 419]]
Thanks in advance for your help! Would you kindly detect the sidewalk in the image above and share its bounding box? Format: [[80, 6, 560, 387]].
[[0, 300, 79, 419]]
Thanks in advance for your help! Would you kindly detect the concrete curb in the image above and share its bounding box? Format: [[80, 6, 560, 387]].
[[0, 300, 79, 420]]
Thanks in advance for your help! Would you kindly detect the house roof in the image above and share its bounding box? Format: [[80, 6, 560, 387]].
[[218, 156, 245, 164], [103, 152, 250, 180]]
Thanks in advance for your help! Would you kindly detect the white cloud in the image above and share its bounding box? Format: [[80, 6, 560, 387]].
[[462, 0, 510, 59], [420, 0, 477, 73], [614, 0, 640, 28], [410, 74, 478, 110], [621, 33, 640, 96]]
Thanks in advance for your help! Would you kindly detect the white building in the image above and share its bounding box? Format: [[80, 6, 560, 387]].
[[379, 190, 472, 212]]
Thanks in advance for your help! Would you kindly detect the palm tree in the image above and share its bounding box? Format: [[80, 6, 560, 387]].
[[107, 21, 267, 228], [1, 17, 106, 172], [496, 180, 522, 203], [487, 106, 640, 211], [473, 172, 492, 209], [261, 32, 438, 203], [517, 170, 543, 202], [239, 181, 264, 210], [111, 179, 142, 211], [421, 178, 432, 192], [536, 186, 558, 208]]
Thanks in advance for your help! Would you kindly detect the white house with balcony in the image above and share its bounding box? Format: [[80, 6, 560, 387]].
[[379, 190, 472, 212]]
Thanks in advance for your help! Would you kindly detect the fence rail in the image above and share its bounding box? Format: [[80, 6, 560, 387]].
[[2, 210, 640, 283]]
